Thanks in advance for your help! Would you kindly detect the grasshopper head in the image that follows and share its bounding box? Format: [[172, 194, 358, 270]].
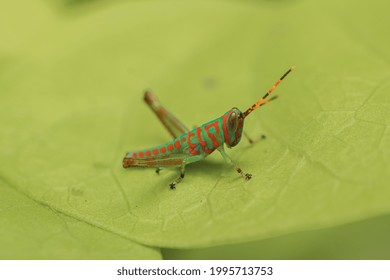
[[223, 67, 296, 148], [223, 107, 244, 148]]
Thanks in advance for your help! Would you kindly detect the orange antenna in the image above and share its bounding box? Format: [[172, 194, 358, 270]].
[[243, 66, 295, 118]]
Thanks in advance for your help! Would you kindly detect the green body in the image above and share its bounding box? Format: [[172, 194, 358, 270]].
[[122, 66, 294, 188], [122, 92, 247, 188]]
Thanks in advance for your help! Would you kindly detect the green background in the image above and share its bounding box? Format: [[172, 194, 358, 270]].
[[0, 0, 389, 259]]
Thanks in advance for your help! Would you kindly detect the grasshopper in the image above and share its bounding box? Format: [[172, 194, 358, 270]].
[[123, 66, 295, 189]]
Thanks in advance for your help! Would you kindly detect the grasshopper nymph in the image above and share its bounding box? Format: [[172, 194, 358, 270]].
[[123, 66, 295, 189]]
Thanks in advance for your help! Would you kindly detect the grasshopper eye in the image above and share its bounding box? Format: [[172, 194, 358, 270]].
[[228, 112, 238, 133]]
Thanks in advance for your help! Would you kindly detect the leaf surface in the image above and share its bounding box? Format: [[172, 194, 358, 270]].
[[0, 180, 161, 259], [0, 0, 389, 250]]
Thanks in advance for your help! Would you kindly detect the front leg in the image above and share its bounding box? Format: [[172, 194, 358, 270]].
[[217, 145, 252, 180]]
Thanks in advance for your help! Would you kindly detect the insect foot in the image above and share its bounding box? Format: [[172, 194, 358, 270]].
[[245, 173, 252, 180], [169, 172, 185, 190]]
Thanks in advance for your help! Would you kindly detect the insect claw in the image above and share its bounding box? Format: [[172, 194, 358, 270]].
[[169, 171, 185, 190], [245, 173, 252, 180], [155, 167, 161, 175]]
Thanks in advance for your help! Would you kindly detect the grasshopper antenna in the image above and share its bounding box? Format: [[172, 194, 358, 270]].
[[243, 66, 295, 118]]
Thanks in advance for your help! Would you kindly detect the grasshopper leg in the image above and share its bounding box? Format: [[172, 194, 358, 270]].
[[144, 91, 189, 139], [218, 146, 252, 180], [169, 169, 185, 190], [168, 155, 205, 190]]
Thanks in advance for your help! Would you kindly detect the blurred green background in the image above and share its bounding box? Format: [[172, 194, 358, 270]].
[[0, 0, 389, 259]]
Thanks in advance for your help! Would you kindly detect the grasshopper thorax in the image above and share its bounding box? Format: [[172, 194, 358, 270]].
[[223, 107, 244, 148]]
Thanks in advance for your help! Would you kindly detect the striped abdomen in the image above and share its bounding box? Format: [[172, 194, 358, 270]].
[[123, 116, 226, 168], [122, 138, 186, 168]]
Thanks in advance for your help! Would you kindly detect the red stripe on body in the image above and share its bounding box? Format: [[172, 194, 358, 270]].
[[188, 131, 200, 155], [205, 121, 220, 149], [196, 127, 212, 153]]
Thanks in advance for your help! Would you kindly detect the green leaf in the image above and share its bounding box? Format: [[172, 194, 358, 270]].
[[163, 214, 390, 259], [0, 180, 161, 259], [0, 0, 389, 253]]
